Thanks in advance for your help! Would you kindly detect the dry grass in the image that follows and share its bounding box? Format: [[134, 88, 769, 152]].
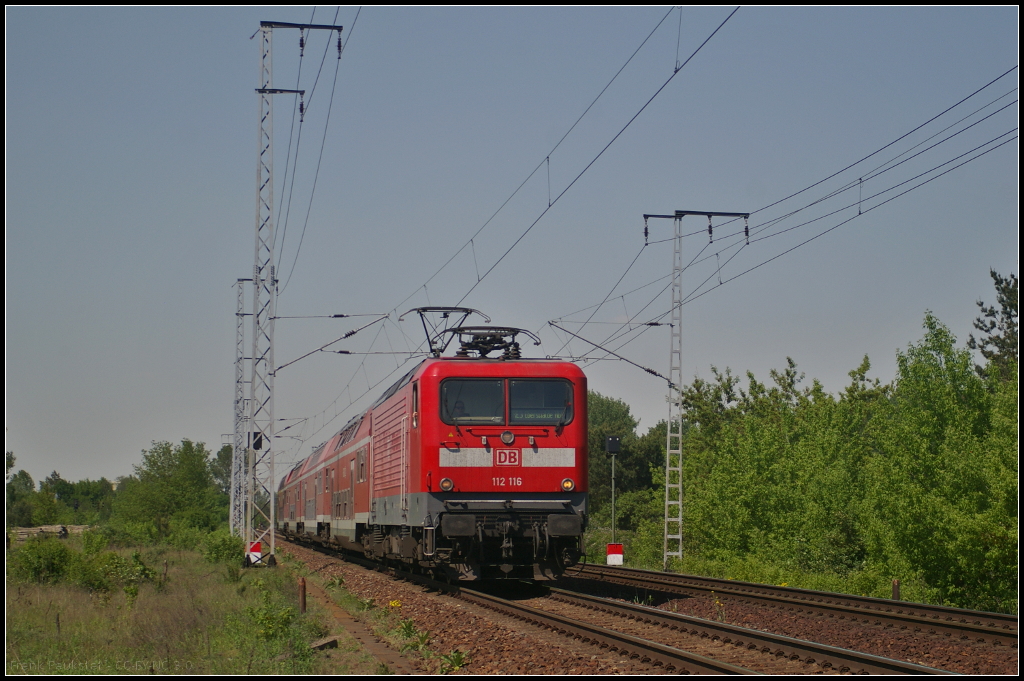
[[5, 545, 380, 675]]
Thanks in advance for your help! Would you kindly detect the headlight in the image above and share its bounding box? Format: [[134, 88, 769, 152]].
[[500, 430, 515, 445], [440, 477, 455, 492], [560, 478, 575, 492]]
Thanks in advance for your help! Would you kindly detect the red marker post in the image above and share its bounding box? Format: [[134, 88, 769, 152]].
[[606, 543, 623, 566]]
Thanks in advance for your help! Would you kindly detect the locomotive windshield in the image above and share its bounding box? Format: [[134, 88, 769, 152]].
[[440, 378, 575, 426], [510, 379, 573, 425], [441, 379, 504, 425]]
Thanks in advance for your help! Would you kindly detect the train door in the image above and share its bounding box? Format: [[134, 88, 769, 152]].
[[400, 414, 409, 518], [349, 459, 355, 519]]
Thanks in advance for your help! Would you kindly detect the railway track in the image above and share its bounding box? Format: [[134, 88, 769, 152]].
[[282, 539, 1015, 673], [299, 542, 957, 674], [535, 587, 952, 674], [458, 586, 759, 674], [571, 563, 1018, 647]]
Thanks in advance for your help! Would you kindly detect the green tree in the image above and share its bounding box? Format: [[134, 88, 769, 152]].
[[864, 313, 1016, 610], [6, 465, 36, 527], [111, 440, 223, 539], [967, 269, 1018, 380], [212, 444, 233, 496], [587, 391, 663, 515]]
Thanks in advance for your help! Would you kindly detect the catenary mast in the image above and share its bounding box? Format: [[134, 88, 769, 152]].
[[242, 20, 342, 563], [644, 210, 749, 571]]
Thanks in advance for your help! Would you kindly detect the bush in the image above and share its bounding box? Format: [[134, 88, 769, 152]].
[[7, 537, 75, 583], [168, 525, 206, 551], [202, 531, 244, 565], [105, 519, 159, 546], [81, 528, 109, 556]]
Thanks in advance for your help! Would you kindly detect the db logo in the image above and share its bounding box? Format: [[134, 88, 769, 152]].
[[495, 449, 521, 466]]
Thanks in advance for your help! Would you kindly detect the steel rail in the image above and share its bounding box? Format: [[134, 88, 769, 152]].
[[458, 587, 758, 675], [575, 564, 1017, 646], [548, 587, 954, 675], [289, 541, 757, 674]]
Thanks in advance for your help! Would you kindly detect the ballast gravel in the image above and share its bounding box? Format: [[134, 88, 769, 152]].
[[280, 541, 666, 675]]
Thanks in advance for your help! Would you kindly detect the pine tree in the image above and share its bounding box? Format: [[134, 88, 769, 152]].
[[967, 269, 1018, 380]]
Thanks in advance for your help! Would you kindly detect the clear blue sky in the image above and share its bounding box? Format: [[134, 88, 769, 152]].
[[6, 7, 1018, 484]]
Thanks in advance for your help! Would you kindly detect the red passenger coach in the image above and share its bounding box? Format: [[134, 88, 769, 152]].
[[277, 323, 588, 580]]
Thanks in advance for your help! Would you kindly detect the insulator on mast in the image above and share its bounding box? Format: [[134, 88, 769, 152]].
[[744, 216, 749, 245], [299, 95, 305, 123], [337, 31, 342, 58], [299, 29, 305, 57], [707, 215, 713, 243]]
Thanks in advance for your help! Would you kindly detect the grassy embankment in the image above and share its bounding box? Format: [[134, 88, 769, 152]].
[[5, 534, 379, 675], [275, 547, 471, 675]]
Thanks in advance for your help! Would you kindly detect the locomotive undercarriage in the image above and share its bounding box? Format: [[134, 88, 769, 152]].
[[281, 491, 587, 581], [283, 516, 584, 581], [357, 511, 583, 580]]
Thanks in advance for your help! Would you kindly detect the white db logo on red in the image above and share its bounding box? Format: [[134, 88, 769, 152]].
[[495, 449, 521, 466]]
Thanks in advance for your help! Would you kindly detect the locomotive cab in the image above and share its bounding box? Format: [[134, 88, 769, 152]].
[[276, 323, 588, 581]]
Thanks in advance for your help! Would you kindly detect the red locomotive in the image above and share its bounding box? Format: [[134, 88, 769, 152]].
[[277, 314, 588, 580]]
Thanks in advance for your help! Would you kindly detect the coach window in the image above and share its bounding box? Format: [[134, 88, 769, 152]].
[[510, 379, 574, 425], [440, 379, 505, 425]]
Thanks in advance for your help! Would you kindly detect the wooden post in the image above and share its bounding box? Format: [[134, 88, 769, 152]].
[[892, 579, 901, 601], [298, 576, 307, 613]]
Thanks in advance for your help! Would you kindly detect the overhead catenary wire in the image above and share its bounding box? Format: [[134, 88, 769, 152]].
[[578, 129, 1015, 365], [275, 314, 387, 373], [281, 8, 739, 458], [280, 6, 359, 296], [456, 7, 740, 307], [278, 6, 342, 271], [272, 7, 314, 267], [391, 6, 691, 314], [275, 24, 1015, 464], [551, 68, 1019, 365], [561, 131, 1018, 371]]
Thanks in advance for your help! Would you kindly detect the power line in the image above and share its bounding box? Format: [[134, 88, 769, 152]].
[[391, 7, 691, 313], [282, 9, 740, 459], [550, 68, 1019, 364], [280, 7, 357, 296], [456, 7, 740, 307], [564, 131, 1018, 372]]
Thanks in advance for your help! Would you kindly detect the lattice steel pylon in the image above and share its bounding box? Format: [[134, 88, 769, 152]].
[[644, 209, 750, 571], [663, 212, 685, 570], [244, 20, 343, 563], [246, 23, 278, 563], [231, 279, 250, 537]]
